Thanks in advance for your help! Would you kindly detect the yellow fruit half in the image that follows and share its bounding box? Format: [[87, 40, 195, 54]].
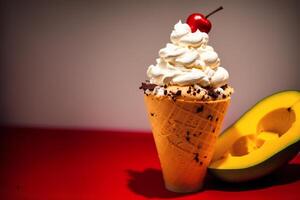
[[208, 91, 300, 182]]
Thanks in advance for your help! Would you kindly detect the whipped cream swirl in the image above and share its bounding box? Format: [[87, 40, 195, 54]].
[[147, 21, 229, 88]]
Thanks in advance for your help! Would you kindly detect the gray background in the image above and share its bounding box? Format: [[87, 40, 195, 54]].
[[1, 0, 299, 131]]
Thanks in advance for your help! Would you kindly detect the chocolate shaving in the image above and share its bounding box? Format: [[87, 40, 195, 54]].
[[203, 86, 213, 90], [208, 89, 219, 99], [221, 84, 228, 90], [169, 90, 182, 101], [139, 82, 157, 91], [175, 90, 182, 96]]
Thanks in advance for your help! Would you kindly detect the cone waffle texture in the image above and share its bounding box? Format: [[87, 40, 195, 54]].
[[144, 95, 230, 193]]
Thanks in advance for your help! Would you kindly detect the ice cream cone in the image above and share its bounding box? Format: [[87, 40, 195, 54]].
[[144, 95, 230, 193]]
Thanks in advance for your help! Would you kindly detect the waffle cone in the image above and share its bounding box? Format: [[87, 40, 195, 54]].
[[144, 95, 230, 193]]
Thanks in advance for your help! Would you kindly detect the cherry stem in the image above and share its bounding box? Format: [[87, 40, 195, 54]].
[[205, 6, 223, 18]]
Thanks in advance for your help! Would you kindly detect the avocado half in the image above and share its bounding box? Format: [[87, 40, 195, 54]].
[[208, 91, 300, 182]]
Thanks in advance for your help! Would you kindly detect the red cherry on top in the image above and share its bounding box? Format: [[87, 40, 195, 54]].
[[186, 6, 223, 33], [187, 13, 211, 33]]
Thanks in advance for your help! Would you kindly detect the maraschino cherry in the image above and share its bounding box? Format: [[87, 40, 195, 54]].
[[186, 6, 223, 33]]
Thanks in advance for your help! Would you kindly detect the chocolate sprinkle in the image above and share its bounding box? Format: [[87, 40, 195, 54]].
[[197, 89, 201, 93], [164, 90, 167, 95], [196, 106, 204, 113], [186, 136, 190, 142], [150, 113, 155, 116], [193, 92, 196, 96], [186, 131, 191, 142], [207, 114, 213, 121], [287, 107, 292, 112], [187, 86, 192, 94], [193, 153, 199, 162], [216, 117, 219, 122]]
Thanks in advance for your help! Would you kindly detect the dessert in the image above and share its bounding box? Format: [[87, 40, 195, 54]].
[[140, 8, 233, 193]]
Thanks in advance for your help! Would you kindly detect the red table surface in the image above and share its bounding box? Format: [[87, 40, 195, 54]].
[[1, 127, 300, 200]]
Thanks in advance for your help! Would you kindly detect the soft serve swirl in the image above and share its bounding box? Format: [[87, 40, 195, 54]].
[[147, 21, 229, 88]]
